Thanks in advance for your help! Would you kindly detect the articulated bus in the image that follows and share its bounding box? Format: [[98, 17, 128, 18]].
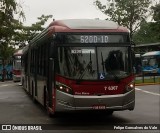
[[22, 19, 135, 116], [13, 49, 23, 82], [142, 51, 160, 74]]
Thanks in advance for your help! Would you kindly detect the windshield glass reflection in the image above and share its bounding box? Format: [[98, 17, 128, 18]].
[[57, 47, 130, 80]]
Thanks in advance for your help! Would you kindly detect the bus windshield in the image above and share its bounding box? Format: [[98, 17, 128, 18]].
[[13, 55, 22, 70], [57, 46, 130, 80], [142, 57, 157, 67], [13, 60, 21, 70]]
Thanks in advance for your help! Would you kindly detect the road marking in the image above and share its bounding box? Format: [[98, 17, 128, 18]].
[[135, 88, 160, 96]]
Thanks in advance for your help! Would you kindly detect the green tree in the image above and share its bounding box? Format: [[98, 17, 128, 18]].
[[94, 0, 152, 39], [152, 3, 160, 21], [0, 43, 15, 61], [12, 14, 53, 46], [0, 0, 24, 81], [0, 0, 24, 41], [151, 3, 160, 41], [25, 14, 53, 41], [133, 3, 160, 44], [133, 21, 159, 44]]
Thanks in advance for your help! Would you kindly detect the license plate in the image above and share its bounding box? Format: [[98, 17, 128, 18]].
[[92, 105, 106, 110]]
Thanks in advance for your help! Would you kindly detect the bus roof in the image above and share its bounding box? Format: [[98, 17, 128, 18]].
[[49, 19, 128, 31], [22, 45, 29, 54], [29, 19, 129, 47], [142, 51, 160, 57]]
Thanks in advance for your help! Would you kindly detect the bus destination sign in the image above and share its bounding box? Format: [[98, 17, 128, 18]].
[[66, 35, 126, 44], [79, 35, 108, 43]]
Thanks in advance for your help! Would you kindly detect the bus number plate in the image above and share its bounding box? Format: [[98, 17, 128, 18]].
[[92, 105, 106, 110]]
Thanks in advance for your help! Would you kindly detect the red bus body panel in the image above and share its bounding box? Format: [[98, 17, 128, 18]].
[[55, 75, 134, 96]]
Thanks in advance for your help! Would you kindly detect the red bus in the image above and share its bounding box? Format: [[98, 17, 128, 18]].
[[22, 19, 135, 116], [13, 49, 23, 82]]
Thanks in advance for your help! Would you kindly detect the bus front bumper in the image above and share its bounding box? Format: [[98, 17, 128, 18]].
[[13, 75, 21, 82], [55, 89, 135, 112]]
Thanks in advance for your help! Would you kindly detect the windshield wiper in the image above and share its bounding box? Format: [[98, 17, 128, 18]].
[[101, 52, 105, 73], [76, 51, 92, 84]]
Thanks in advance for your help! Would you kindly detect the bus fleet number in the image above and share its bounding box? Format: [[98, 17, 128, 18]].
[[80, 35, 108, 43]]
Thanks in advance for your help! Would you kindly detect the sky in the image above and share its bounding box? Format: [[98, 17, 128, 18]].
[[21, 0, 107, 26]]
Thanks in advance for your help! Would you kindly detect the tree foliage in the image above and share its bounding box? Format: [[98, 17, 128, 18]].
[[94, 0, 152, 39], [0, 0, 25, 57], [0, 1, 52, 81], [0, 14, 53, 49], [12, 14, 53, 46], [133, 3, 160, 44], [151, 3, 160, 41], [0, 0, 24, 41], [13, 15, 52, 45], [152, 3, 160, 22], [25, 14, 53, 41], [0, 43, 15, 60], [133, 21, 159, 44]]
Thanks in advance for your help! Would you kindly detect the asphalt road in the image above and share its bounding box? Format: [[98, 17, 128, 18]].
[[0, 81, 159, 133]]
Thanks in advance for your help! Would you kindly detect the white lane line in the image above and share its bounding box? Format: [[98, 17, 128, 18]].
[[135, 88, 160, 96], [135, 88, 141, 91]]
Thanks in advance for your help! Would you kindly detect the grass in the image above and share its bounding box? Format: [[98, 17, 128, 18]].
[[135, 76, 160, 84]]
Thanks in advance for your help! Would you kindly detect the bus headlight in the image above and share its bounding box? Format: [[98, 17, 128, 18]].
[[126, 82, 135, 93], [56, 82, 73, 95]]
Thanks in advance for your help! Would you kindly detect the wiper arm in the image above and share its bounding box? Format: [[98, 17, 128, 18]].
[[101, 52, 105, 73], [78, 61, 92, 79], [77, 51, 92, 84]]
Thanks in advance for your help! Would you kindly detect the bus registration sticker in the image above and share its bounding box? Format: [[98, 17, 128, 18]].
[[92, 105, 106, 110]]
